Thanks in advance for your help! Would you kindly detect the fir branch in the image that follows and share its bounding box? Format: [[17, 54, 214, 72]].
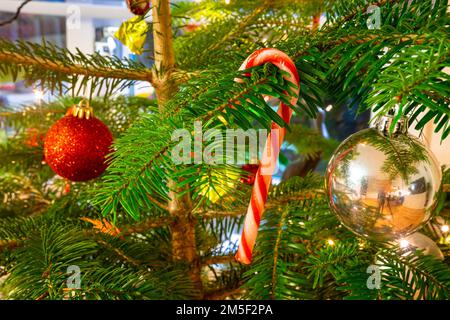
[[379, 249, 450, 299], [270, 207, 290, 299], [147, 194, 170, 211], [96, 239, 141, 267], [93, 66, 295, 220], [201, 1, 269, 55], [197, 192, 325, 219], [0, 40, 153, 97], [198, 210, 245, 219], [0, 50, 153, 83]]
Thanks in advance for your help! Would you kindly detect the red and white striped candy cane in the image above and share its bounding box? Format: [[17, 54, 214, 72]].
[[235, 48, 300, 264]]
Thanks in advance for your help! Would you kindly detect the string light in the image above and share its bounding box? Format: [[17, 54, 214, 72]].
[[358, 240, 365, 249], [33, 89, 44, 103], [399, 239, 410, 248], [441, 225, 449, 233], [327, 239, 335, 246]]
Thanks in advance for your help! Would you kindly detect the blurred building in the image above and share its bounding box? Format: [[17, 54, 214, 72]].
[[0, 0, 153, 108]]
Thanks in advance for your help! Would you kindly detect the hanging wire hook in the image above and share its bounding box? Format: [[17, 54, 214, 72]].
[[72, 99, 94, 119]]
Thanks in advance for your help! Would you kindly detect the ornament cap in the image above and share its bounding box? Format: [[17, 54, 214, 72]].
[[71, 99, 94, 120], [376, 114, 408, 136]]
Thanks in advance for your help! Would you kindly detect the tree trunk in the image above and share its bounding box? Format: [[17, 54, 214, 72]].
[[151, 0, 203, 297]]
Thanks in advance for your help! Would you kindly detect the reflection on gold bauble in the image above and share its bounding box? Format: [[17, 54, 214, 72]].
[[326, 117, 441, 242]]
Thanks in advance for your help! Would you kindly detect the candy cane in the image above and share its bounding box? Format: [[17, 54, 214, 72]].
[[235, 48, 300, 264]]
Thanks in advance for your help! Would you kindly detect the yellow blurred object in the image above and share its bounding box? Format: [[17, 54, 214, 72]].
[[199, 169, 240, 203], [136, 92, 151, 98], [217, 115, 228, 126], [115, 16, 149, 55]]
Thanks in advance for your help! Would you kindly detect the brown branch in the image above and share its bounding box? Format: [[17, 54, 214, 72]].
[[202, 254, 235, 266], [424, 91, 450, 106], [328, 0, 393, 29], [0, 239, 22, 253], [198, 209, 245, 219], [93, 191, 322, 235], [147, 194, 169, 211], [196, 191, 325, 219], [0, 193, 324, 253], [0, 51, 153, 84], [271, 208, 289, 299], [200, 77, 273, 123], [35, 292, 49, 301], [291, 0, 423, 61], [151, 0, 176, 75], [199, 1, 270, 56], [203, 286, 245, 300], [0, 0, 32, 27], [96, 239, 141, 266], [293, 32, 426, 62], [108, 144, 170, 209], [120, 216, 174, 235]]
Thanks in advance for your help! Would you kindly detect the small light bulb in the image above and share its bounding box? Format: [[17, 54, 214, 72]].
[[327, 239, 335, 246], [225, 0, 230, 4], [399, 239, 409, 248], [441, 225, 449, 233], [33, 89, 44, 101], [325, 104, 333, 112]]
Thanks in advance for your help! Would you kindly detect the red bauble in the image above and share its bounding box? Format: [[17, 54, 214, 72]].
[[44, 109, 113, 182], [240, 164, 259, 185], [126, 0, 150, 16]]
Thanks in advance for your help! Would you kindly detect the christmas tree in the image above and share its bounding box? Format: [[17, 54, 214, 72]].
[[0, 0, 449, 300]]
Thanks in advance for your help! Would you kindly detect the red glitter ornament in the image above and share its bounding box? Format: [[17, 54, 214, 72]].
[[126, 0, 150, 16], [240, 164, 259, 185], [44, 100, 113, 182]]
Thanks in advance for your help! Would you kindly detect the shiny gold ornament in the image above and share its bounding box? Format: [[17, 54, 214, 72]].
[[325, 115, 442, 242], [114, 16, 149, 55]]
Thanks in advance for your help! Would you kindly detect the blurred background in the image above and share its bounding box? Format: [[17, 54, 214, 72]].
[[0, 0, 153, 108]]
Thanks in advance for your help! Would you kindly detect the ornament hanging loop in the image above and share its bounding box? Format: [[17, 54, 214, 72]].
[[72, 99, 94, 120], [375, 105, 408, 137], [376, 114, 408, 137]]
